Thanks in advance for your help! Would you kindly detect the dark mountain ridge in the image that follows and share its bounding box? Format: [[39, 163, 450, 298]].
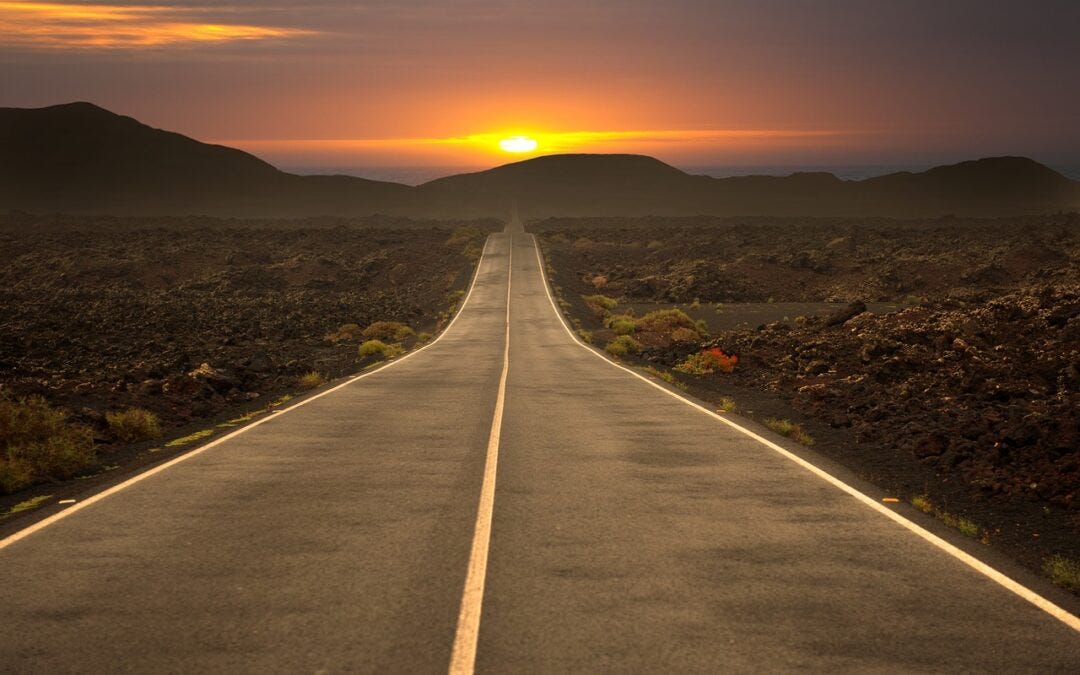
[[2, 102, 1078, 219]]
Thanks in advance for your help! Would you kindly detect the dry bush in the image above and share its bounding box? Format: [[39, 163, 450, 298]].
[[0, 392, 95, 494], [325, 323, 363, 342], [361, 321, 412, 341], [297, 371, 327, 390], [106, 408, 162, 443], [636, 308, 699, 336]]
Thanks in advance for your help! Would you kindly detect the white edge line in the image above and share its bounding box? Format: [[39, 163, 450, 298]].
[[0, 234, 497, 552], [531, 234, 1080, 633], [448, 233, 512, 675]]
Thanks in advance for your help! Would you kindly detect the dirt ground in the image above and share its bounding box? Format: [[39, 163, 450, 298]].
[[0, 214, 495, 507], [535, 213, 1080, 587]]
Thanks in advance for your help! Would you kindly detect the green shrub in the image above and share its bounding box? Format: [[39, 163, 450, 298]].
[[297, 371, 326, 390], [605, 314, 638, 335], [106, 408, 162, 443], [583, 294, 618, 311], [417, 332, 434, 343], [637, 308, 699, 335], [358, 340, 403, 360], [717, 397, 737, 413], [578, 329, 593, 344], [361, 321, 412, 341], [0, 393, 95, 494], [604, 335, 641, 358]]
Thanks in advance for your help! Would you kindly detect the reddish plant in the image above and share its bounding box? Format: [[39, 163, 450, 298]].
[[675, 347, 738, 375]]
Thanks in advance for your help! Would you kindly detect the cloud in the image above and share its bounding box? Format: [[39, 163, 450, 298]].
[[0, 2, 316, 49]]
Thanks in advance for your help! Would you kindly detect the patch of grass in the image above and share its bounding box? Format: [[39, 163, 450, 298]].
[[764, 417, 814, 446], [358, 339, 404, 360], [716, 396, 737, 413], [106, 408, 161, 443], [297, 371, 326, 390], [642, 366, 685, 389], [164, 429, 214, 448], [1044, 555, 1080, 592], [939, 512, 980, 538], [911, 494, 981, 538], [4, 494, 51, 516], [0, 392, 96, 494], [417, 332, 433, 343], [577, 329, 593, 344], [642, 365, 675, 384], [912, 494, 934, 514], [268, 394, 293, 408], [604, 335, 641, 358]]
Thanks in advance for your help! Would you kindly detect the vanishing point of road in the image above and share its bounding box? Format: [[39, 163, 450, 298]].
[[2, 220, 1079, 672]]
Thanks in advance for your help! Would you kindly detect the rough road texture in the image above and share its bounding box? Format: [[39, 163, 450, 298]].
[[1, 230, 1078, 672]]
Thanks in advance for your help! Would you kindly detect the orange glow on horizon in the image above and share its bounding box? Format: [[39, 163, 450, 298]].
[[215, 128, 857, 166], [0, 2, 315, 48]]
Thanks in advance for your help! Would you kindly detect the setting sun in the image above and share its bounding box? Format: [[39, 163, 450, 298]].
[[498, 135, 538, 153]]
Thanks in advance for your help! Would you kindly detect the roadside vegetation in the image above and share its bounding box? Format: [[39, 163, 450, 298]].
[[764, 417, 815, 446], [604, 335, 641, 358], [106, 408, 162, 443], [297, 371, 327, 390], [911, 494, 981, 539], [0, 391, 96, 494], [1043, 555, 1080, 593]]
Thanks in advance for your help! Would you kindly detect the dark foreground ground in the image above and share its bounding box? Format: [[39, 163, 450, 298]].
[[0, 214, 496, 510], [535, 213, 1080, 591]]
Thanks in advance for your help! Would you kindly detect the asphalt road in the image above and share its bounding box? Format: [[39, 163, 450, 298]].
[[2, 225, 1079, 672]]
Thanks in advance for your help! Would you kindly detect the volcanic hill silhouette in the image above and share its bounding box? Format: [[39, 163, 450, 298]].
[[2, 102, 1078, 218]]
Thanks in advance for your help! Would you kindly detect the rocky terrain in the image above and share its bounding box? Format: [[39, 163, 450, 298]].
[[537, 214, 1080, 585], [0, 214, 494, 500]]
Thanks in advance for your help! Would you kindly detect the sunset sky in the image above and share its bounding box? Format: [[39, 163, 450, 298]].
[[1, 0, 1077, 169]]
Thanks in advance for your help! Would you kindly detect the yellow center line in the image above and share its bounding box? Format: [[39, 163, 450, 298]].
[[448, 233, 513, 673]]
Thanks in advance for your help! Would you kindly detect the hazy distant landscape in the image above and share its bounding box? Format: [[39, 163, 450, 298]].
[[3, 103, 1078, 219]]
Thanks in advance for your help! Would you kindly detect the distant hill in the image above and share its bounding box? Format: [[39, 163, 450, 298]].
[[0, 102, 409, 217], [2, 102, 1078, 219]]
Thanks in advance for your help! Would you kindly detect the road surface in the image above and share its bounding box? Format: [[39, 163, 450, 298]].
[[2, 224, 1078, 672]]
